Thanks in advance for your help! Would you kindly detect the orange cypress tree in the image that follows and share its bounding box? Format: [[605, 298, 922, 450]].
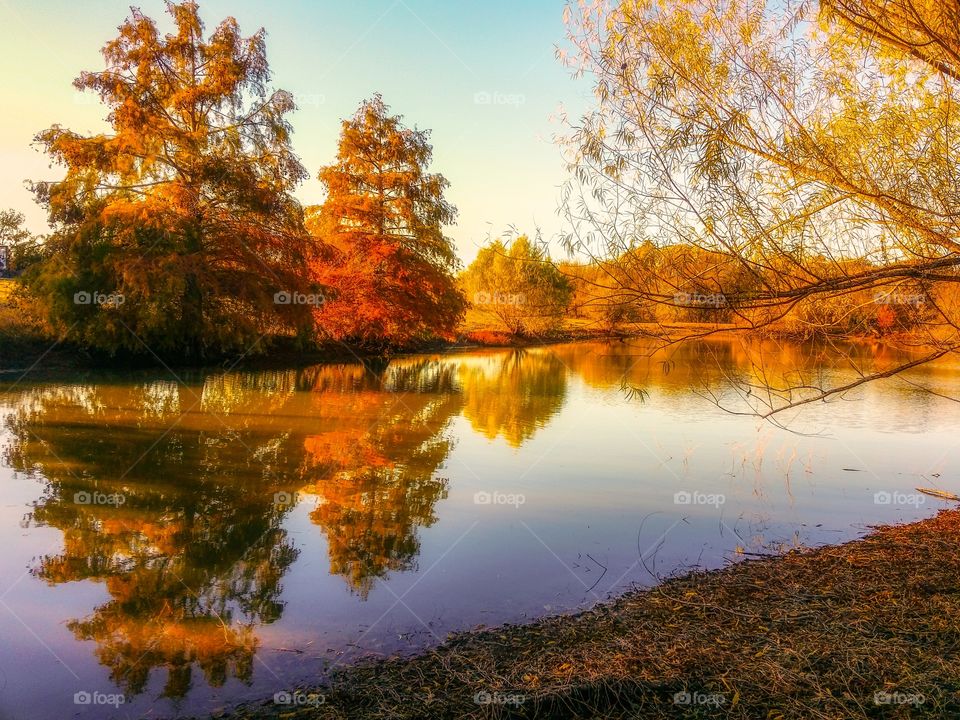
[[30, 1, 314, 359], [308, 95, 465, 347]]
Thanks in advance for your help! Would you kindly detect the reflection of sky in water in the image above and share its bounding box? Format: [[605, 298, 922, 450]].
[[1, 339, 959, 720]]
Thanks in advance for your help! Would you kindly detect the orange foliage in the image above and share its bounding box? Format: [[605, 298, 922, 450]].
[[303, 429, 392, 471], [29, 1, 315, 358], [465, 329, 515, 345], [307, 96, 465, 347]]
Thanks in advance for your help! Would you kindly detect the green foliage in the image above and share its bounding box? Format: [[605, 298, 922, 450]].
[[461, 236, 572, 336], [27, 2, 314, 360], [0, 209, 45, 276]]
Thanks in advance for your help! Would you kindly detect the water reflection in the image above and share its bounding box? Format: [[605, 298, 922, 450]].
[[2, 338, 957, 712], [556, 337, 960, 419], [7, 383, 303, 698], [459, 349, 568, 446], [298, 361, 463, 597], [2, 360, 469, 697]]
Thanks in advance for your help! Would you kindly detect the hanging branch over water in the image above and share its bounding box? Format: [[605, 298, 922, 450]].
[[558, 0, 960, 416]]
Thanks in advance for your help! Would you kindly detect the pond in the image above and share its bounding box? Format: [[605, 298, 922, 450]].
[[1, 339, 958, 719]]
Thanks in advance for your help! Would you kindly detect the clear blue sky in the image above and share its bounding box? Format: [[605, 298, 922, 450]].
[[0, 0, 591, 264]]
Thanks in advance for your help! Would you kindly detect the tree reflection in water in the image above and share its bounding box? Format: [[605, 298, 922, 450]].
[[459, 349, 568, 447], [1, 351, 570, 697], [3, 339, 950, 702], [297, 360, 463, 598], [7, 380, 304, 697]]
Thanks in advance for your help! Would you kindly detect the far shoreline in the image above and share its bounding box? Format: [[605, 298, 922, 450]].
[[0, 321, 930, 381], [0, 326, 625, 379]]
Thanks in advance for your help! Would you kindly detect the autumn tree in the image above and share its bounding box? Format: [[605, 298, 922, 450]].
[[0, 209, 43, 276], [29, 1, 315, 359], [308, 95, 465, 348], [461, 236, 571, 336], [821, 0, 960, 81], [561, 0, 960, 415]]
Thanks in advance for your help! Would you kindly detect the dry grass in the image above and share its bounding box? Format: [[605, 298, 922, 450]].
[[458, 310, 633, 348], [218, 510, 960, 719], [459, 306, 746, 346]]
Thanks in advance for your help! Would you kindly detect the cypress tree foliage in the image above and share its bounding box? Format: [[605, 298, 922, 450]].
[[308, 95, 465, 348], [30, 1, 315, 359]]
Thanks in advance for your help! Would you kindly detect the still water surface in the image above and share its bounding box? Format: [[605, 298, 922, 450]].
[[1, 339, 958, 719]]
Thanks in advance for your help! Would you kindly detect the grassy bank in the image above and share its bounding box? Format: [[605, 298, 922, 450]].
[[216, 509, 960, 719]]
